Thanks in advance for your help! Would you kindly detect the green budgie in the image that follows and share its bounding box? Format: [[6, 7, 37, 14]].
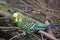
[[13, 12, 60, 33]]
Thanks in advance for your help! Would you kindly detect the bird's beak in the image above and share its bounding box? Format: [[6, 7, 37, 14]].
[[15, 16, 19, 23]]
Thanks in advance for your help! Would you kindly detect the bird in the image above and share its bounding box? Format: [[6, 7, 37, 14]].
[[12, 12, 60, 33]]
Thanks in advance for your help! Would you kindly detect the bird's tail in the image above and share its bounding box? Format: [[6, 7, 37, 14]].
[[46, 24, 60, 28], [31, 24, 60, 30]]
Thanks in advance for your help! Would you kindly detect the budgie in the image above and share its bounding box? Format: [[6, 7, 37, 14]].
[[13, 12, 60, 33]]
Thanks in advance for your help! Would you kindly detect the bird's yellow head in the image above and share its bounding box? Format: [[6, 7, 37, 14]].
[[13, 12, 23, 23]]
